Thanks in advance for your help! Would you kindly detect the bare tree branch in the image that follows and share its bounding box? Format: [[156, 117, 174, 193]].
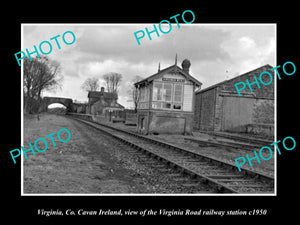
[[81, 77, 100, 92], [102, 72, 122, 94], [23, 56, 62, 114], [127, 75, 143, 112]]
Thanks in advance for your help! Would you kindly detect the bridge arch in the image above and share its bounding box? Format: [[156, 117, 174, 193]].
[[41, 97, 74, 112], [48, 103, 67, 108]]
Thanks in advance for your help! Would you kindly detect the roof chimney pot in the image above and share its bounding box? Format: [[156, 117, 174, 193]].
[[181, 59, 191, 74]]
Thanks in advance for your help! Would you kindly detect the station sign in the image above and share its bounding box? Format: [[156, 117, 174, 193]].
[[162, 78, 185, 82]]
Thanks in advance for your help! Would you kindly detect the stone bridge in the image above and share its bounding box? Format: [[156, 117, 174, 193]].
[[40, 97, 75, 112]]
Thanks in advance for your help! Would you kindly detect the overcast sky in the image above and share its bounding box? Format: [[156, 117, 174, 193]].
[[22, 24, 276, 108]]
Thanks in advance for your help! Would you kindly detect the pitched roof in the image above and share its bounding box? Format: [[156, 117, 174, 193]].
[[93, 99, 125, 108], [88, 91, 118, 99], [134, 64, 202, 87], [196, 64, 273, 94]]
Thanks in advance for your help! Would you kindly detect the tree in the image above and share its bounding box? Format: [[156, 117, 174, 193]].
[[127, 75, 143, 112], [23, 56, 62, 114], [102, 72, 122, 94], [81, 77, 100, 92]]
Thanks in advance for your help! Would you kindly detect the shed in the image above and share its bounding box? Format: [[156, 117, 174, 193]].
[[194, 64, 274, 136]]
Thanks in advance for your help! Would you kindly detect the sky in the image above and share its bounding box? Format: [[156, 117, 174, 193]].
[[22, 24, 276, 109]]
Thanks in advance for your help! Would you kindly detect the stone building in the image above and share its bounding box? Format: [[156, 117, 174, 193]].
[[87, 87, 124, 119], [134, 59, 202, 134], [72, 102, 87, 113], [194, 64, 274, 137]]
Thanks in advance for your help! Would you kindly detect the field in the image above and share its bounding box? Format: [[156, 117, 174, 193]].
[[23, 113, 213, 194]]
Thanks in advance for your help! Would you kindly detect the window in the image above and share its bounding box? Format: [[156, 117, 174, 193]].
[[152, 102, 171, 109], [153, 83, 163, 101], [173, 103, 182, 110], [138, 86, 149, 109], [152, 82, 184, 111], [164, 83, 172, 102], [174, 84, 183, 102], [140, 88, 145, 102], [139, 87, 149, 102], [152, 102, 162, 109], [153, 82, 173, 102], [162, 102, 172, 109]]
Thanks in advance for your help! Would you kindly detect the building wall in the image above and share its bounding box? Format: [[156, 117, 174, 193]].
[[88, 97, 99, 105], [91, 100, 107, 115], [75, 104, 86, 113], [219, 95, 255, 132], [195, 93, 274, 133], [137, 110, 193, 134], [193, 92, 201, 130], [214, 87, 223, 132], [245, 124, 274, 138], [194, 88, 216, 131], [183, 84, 194, 111], [136, 110, 150, 134], [252, 99, 274, 124], [194, 65, 275, 133], [220, 65, 274, 99]]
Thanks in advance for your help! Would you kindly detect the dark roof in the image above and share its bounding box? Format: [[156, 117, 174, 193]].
[[88, 91, 118, 99], [110, 101, 125, 109], [196, 64, 273, 94], [93, 99, 125, 108], [134, 64, 202, 87]]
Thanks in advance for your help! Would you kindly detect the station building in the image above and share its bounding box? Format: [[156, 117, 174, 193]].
[[87, 87, 125, 121], [194, 65, 274, 137], [134, 59, 202, 134]]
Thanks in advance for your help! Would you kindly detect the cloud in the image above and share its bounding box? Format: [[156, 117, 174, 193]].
[[74, 25, 230, 64], [23, 24, 275, 108], [221, 35, 275, 77], [23, 25, 84, 53]]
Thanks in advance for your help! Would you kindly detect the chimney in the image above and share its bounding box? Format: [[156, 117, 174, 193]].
[[101, 87, 105, 93], [181, 59, 191, 74]]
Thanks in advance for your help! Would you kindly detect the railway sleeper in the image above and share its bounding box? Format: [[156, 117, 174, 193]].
[[145, 161, 164, 166], [168, 173, 184, 178], [158, 168, 172, 172], [181, 183, 200, 188], [207, 175, 244, 179], [169, 164, 237, 193], [200, 179, 235, 193], [226, 184, 269, 189], [173, 177, 190, 182], [152, 164, 169, 169], [185, 160, 206, 163], [69, 116, 273, 193], [216, 179, 253, 183], [217, 180, 266, 187]]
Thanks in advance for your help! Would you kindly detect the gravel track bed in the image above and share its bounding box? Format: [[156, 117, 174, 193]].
[[77, 118, 273, 194], [86, 117, 274, 177], [69, 116, 213, 194], [24, 114, 213, 194]]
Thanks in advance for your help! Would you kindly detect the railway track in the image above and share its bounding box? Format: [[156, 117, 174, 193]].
[[67, 114, 274, 194]]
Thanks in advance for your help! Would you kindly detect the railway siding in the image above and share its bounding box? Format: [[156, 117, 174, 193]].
[[67, 113, 274, 177], [68, 114, 274, 194]]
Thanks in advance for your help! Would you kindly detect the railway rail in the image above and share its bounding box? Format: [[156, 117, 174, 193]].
[[66, 114, 274, 194], [183, 137, 261, 151]]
